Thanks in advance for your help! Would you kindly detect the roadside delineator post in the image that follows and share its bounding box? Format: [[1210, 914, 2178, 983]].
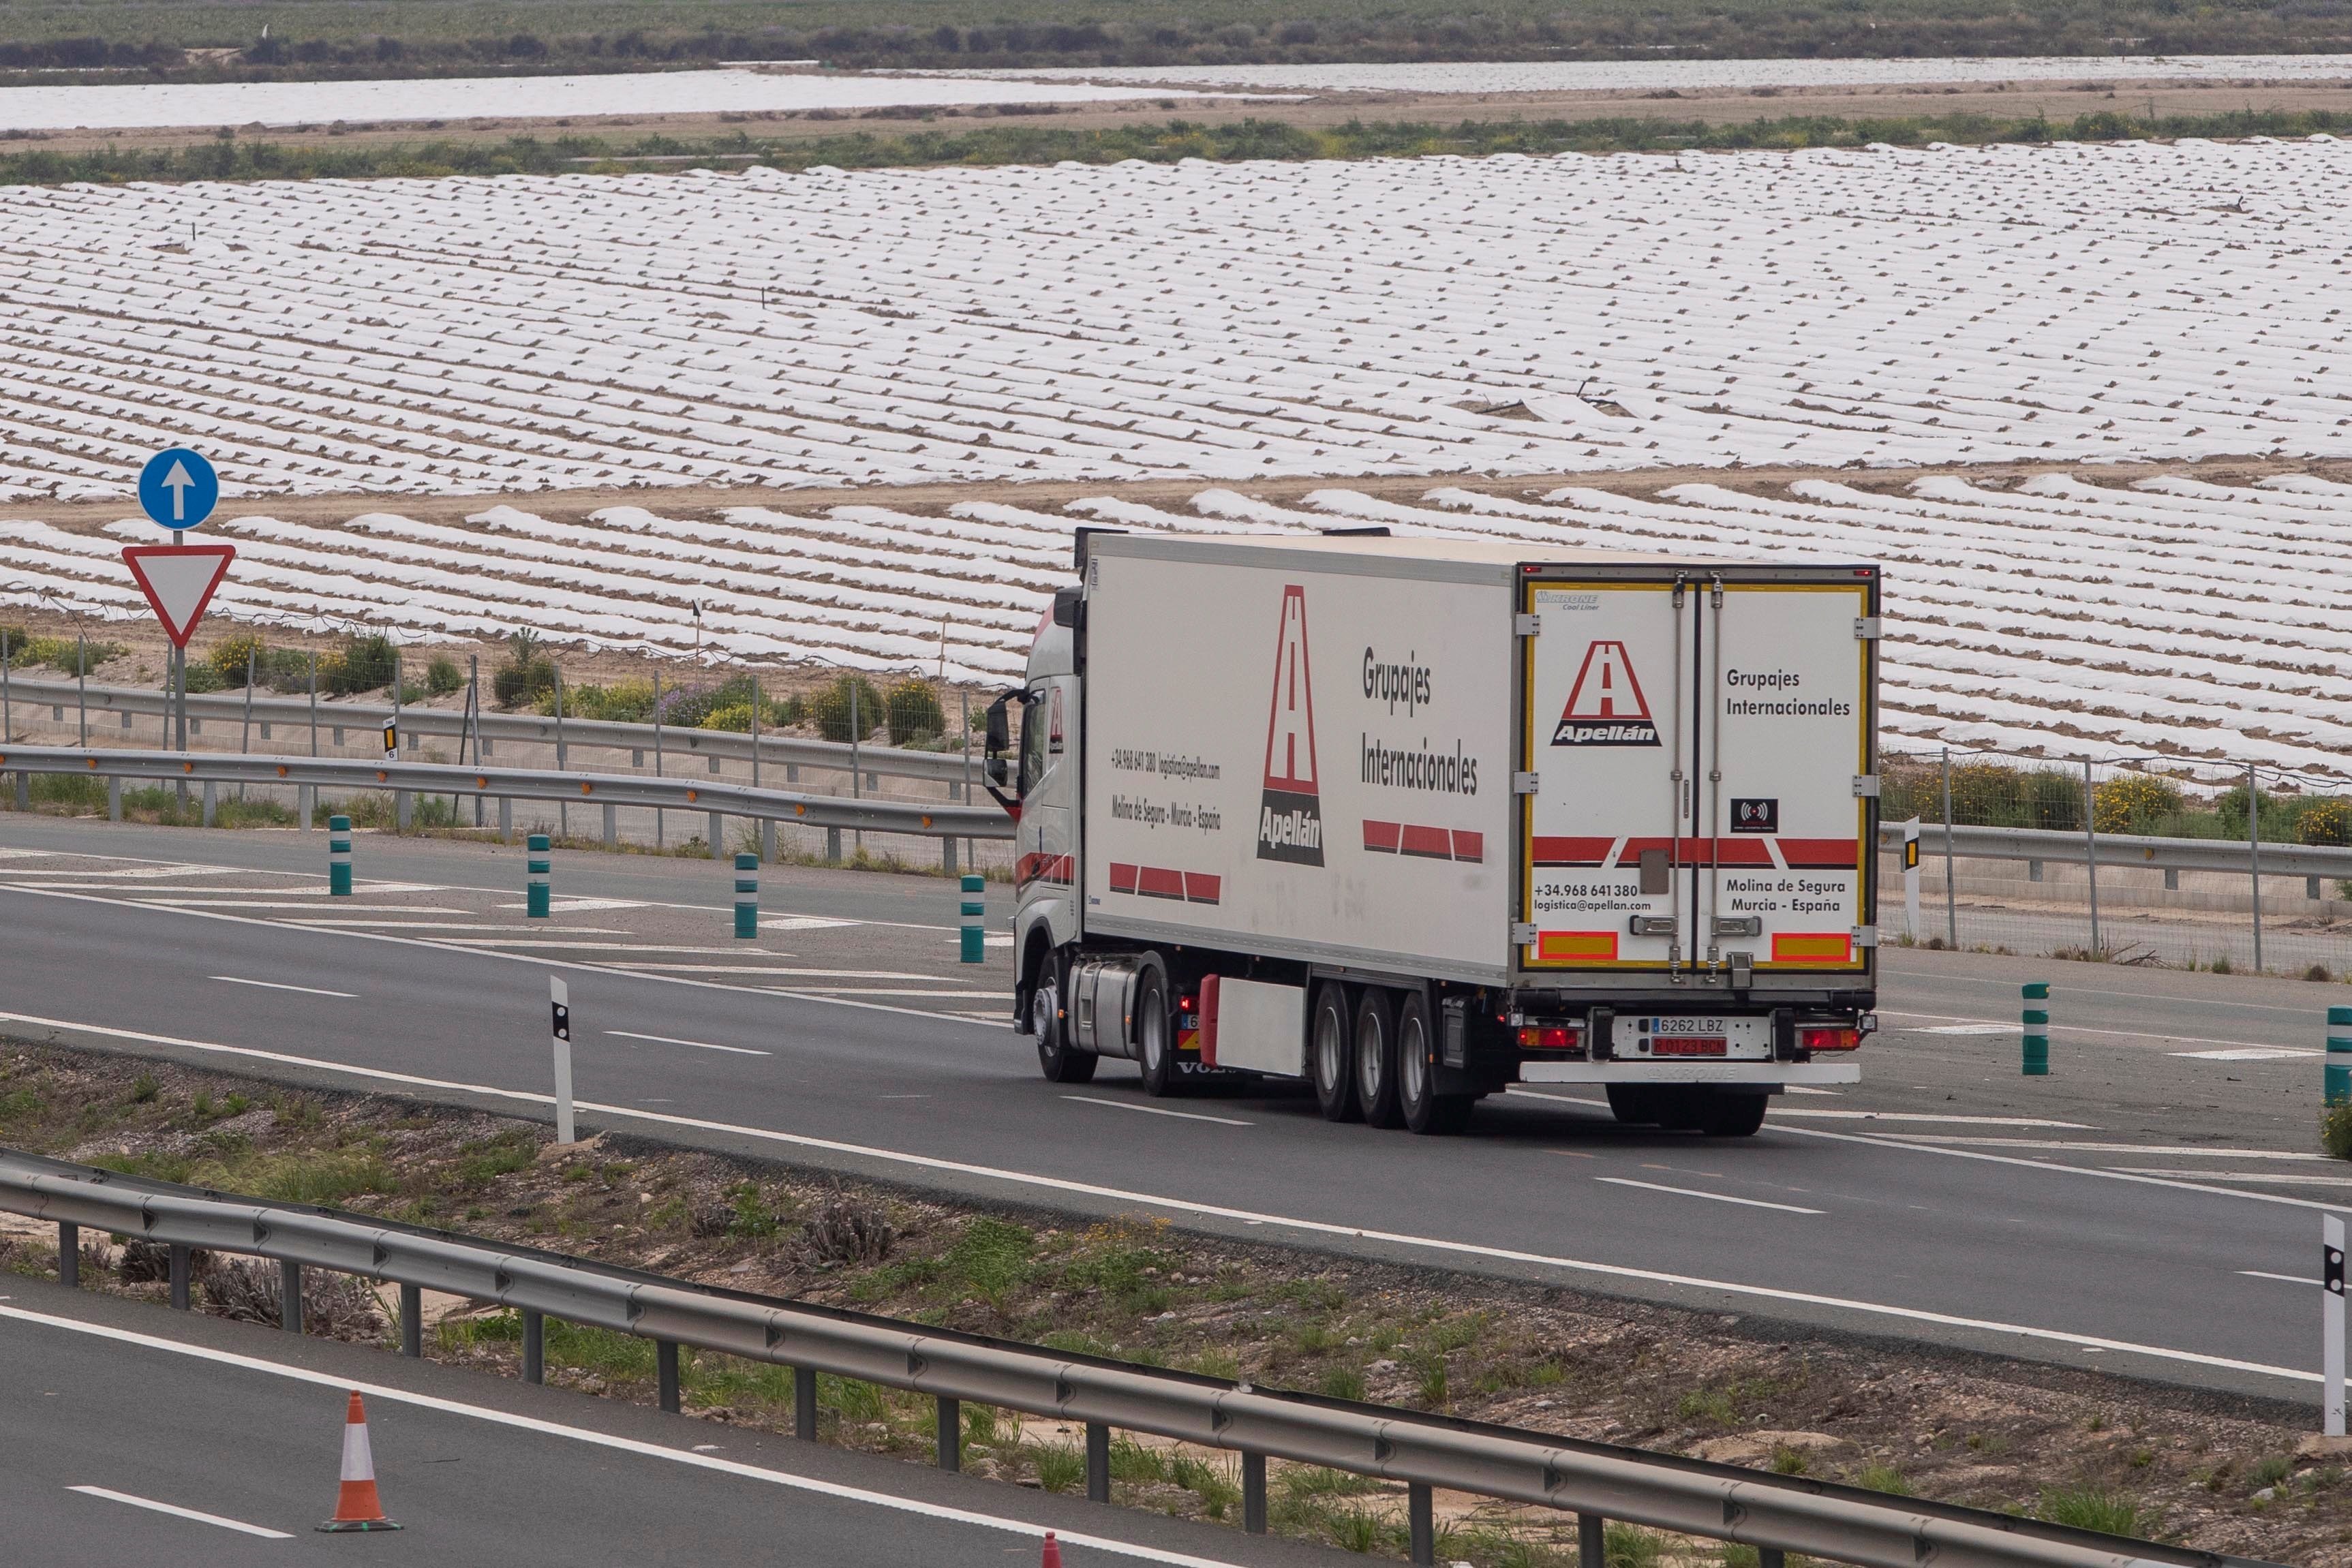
[[960, 873, 985, 964], [2022, 982, 2050, 1077], [328, 814, 352, 897], [2328, 1006, 2352, 1107], [549, 976, 575, 1146], [527, 833, 552, 919], [2328, 1214, 2347, 1440], [316, 1391, 401, 1533], [734, 852, 759, 940]]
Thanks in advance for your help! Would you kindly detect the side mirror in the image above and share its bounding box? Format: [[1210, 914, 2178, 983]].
[[983, 694, 1012, 755], [986, 756, 1009, 787]]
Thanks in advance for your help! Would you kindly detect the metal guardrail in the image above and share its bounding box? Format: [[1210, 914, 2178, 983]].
[[1877, 820, 2352, 880], [0, 744, 1013, 842], [0, 675, 977, 788], [0, 1149, 2270, 1568]]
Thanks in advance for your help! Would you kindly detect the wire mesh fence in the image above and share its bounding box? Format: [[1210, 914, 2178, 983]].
[[1882, 747, 2352, 979]]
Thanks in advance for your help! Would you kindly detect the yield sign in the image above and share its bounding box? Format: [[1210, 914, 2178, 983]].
[[122, 544, 236, 648]]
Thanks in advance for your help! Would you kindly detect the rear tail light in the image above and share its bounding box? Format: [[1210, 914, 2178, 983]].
[[1517, 1025, 1576, 1049], [1799, 1026, 1862, 1052]]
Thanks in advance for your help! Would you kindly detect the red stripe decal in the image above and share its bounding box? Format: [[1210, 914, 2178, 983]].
[[1137, 865, 1186, 900], [1531, 835, 1613, 866], [1184, 873, 1222, 905], [1363, 820, 1402, 854], [1450, 830, 1484, 863], [1109, 862, 1138, 895], [1780, 837, 1861, 867]]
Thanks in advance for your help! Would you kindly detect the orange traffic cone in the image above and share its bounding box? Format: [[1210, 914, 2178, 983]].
[[1040, 1531, 1063, 1568], [316, 1391, 402, 1533]]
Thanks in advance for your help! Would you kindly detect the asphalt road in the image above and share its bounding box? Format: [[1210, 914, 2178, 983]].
[[0, 816, 2347, 1408], [0, 1277, 1350, 1568]]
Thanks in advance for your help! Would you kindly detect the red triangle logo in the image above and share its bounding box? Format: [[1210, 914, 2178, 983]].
[[122, 544, 236, 648]]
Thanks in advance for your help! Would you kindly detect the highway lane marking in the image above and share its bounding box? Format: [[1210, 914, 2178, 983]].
[[2172, 1047, 2319, 1061], [6, 1308, 1256, 1568], [66, 1484, 293, 1539], [0, 885, 1013, 1031], [606, 1030, 770, 1058], [1593, 1178, 1822, 1214], [2242, 1270, 2321, 1285], [493, 898, 648, 912], [1880, 1008, 2304, 1054], [1874, 1138, 2324, 1159], [1062, 1096, 1252, 1126], [0, 1011, 2327, 1390], [1884, 972, 2325, 1017], [2111, 1169, 2352, 1186], [284, 922, 632, 933], [132, 902, 471, 914], [1503, 1089, 2087, 1130], [211, 976, 357, 1000]]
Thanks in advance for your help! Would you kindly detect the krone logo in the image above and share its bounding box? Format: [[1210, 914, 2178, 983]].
[[1551, 641, 1661, 748], [1257, 585, 1324, 865]]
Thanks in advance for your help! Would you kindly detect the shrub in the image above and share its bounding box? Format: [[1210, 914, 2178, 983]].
[[2092, 772, 2183, 835], [801, 1195, 896, 1263], [2037, 1486, 2139, 1535], [321, 632, 397, 696], [425, 653, 464, 695], [2324, 1103, 2352, 1161], [560, 679, 654, 723], [810, 674, 886, 743], [1854, 1462, 1911, 1496], [181, 660, 225, 694], [885, 677, 945, 742], [207, 631, 270, 687], [2302, 799, 2352, 848]]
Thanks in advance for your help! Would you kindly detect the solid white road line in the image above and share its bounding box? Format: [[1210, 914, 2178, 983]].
[[2111, 1169, 2352, 1186], [1880, 1009, 2300, 1054], [0, 1009, 2322, 1387], [142, 902, 468, 914], [10, 1308, 1249, 1568], [1062, 1096, 1252, 1126], [66, 1484, 294, 1539], [210, 977, 358, 1000], [2242, 1270, 2321, 1286], [1880, 1137, 2323, 1159], [1593, 1177, 1824, 1215], [1756, 1110, 2092, 1128], [605, 1030, 771, 1058], [2173, 1048, 2319, 1062]]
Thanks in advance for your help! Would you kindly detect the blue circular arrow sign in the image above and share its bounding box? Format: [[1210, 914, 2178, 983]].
[[137, 448, 218, 530]]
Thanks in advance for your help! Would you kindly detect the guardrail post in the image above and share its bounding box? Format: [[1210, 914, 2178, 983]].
[[1758, 1550, 1786, 1568], [795, 1366, 817, 1439], [298, 782, 311, 831], [657, 1340, 682, 1413], [57, 1220, 76, 1288], [602, 801, 617, 847], [500, 797, 512, 843], [944, 835, 957, 876], [1409, 1482, 1433, 1565], [936, 1396, 960, 1471], [399, 1283, 421, 1357], [13, 771, 27, 811], [708, 810, 723, 861], [528, 833, 552, 919], [735, 853, 759, 939], [1085, 1421, 1110, 1502], [2329, 1007, 2352, 1107], [760, 818, 775, 864], [521, 1308, 544, 1383], [1577, 1513, 1603, 1568], [960, 874, 985, 964], [280, 1260, 303, 1334], [826, 826, 842, 863], [2023, 982, 2051, 1076], [1242, 1451, 1265, 1533], [168, 1243, 190, 1310], [201, 778, 215, 827], [108, 776, 121, 823], [329, 814, 352, 896]]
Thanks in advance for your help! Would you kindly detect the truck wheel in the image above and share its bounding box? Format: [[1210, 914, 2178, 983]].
[[1135, 968, 1179, 1098], [1698, 1092, 1769, 1137], [1605, 1086, 1661, 1126], [1354, 989, 1403, 1128], [1657, 1088, 1709, 1133], [1397, 994, 1472, 1135], [1311, 982, 1360, 1122], [1033, 960, 1096, 1084]]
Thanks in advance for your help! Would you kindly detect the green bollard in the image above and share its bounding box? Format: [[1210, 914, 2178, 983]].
[[960, 873, 985, 964], [527, 833, 551, 919], [328, 815, 352, 897], [2022, 981, 2051, 1076], [2329, 1006, 2352, 1107], [734, 852, 759, 939]]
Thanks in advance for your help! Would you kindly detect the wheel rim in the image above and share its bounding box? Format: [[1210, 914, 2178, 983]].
[[1140, 996, 1165, 1072], [1356, 1013, 1385, 1104], [1315, 1007, 1341, 1095], [1033, 981, 1058, 1051], [1400, 1015, 1427, 1107]]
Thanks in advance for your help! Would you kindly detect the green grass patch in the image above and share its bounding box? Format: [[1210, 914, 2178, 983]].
[[2037, 1486, 2141, 1535]]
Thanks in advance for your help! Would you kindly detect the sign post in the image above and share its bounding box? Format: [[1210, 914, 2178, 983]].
[[125, 448, 230, 768]]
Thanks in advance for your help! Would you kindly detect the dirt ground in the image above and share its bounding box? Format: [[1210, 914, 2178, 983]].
[[14, 72, 2352, 156], [1, 1043, 2345, 1565]]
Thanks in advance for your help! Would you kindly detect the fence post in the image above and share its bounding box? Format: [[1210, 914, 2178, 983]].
[[57, 1220, 76, 1288], [1085, 1421, 1110, 1502], [329, 814, 352, 896], [280, 1260, 304, 1334], [2250, 760, 2265, 973], [961, 873, 985, 964], [2083, 758, 2099, 958], [2023, 981, 2051, 1076], [2328, 1007, 2352, 1107], [1242, 1451, 1266, 1533], [735, 852, 759, 939], [528, 833, 552, 919], [2328, 1213, 2347, 1439], [308, 651, 318, 756]]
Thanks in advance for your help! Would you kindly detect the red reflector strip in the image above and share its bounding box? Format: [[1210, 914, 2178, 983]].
[[1531, 837, 1612, 867], [1651, 1037, 1728, 1057]]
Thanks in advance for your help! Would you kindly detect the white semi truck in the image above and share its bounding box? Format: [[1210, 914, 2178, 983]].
[[983, 529, 1880, 1137]]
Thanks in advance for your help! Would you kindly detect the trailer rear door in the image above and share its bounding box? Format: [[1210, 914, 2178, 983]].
[[1519, 568, 1877, 978]]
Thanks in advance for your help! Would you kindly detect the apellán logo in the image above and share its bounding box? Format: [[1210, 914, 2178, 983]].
[[1257, 584, 1324, 865], [1551, 640, 1661, 747]]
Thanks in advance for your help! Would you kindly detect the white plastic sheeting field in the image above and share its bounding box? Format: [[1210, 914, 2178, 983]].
[[10, 138, 2352, 502], [951, 52, 2352, 95], [1, 474, 2346, 773]]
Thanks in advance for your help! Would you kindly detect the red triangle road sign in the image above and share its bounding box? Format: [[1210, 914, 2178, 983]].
[[122, 544, 236, 649]]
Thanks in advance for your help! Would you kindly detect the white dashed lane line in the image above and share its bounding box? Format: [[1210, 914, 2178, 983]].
[[211, 976, 358, 999], [1593, 1177, 1824, 1215]]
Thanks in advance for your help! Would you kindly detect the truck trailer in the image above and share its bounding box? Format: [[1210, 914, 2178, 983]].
[[986, 529, 1880, 1137]]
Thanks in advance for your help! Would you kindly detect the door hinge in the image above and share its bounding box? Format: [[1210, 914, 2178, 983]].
[[1852, 774, 1880, 799], [1510, 922, 1538, 947], [1513, 613, 1541, 637], [1512, 771, 1540, 795], [1853, 616, 1882, 641], [1850, 925, 1880, 949], [1628, 915, 1678, 938]]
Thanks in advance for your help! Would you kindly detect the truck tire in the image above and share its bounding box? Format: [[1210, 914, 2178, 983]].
[[1311, 982, 1360, 1122], [1396, 994, 1472, 1135], [1657, 1088, 1709, 1133], [1604, 1086, 1662, 1126], [1354, 988, 1403, 1128], [1135, 968, 1179, 1097], [1698, 1091, 1769, 1137], [1033, 957, 1097, 1084]]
